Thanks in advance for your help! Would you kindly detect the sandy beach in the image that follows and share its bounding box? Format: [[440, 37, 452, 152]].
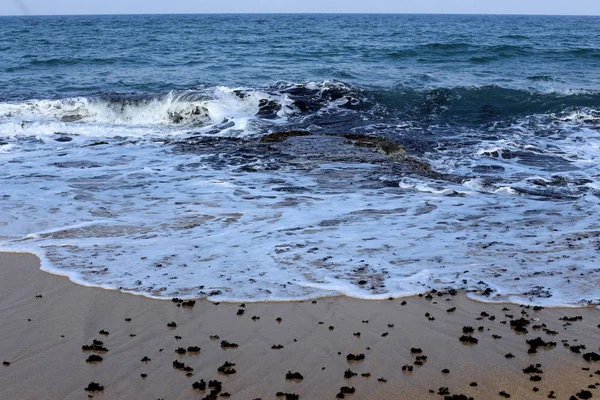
[[0, 252, 598, 400]]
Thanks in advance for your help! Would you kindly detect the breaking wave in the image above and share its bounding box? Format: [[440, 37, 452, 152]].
[[4, 83, 599, 132]]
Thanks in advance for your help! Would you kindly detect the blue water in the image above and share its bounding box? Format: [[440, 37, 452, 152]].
[[2, 14, 600, 97], [1, 14, 599, 306]]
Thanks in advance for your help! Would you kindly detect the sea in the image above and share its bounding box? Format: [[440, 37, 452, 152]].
[[1, 14, 599, 306]]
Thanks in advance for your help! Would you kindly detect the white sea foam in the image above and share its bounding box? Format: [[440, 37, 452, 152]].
[[1, 97, 599, 307], [0, 137, 598, 306], [427, 109, 600, 202], [0, 87, 299, 140]]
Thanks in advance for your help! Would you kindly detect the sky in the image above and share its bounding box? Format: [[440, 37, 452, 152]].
[[2, 0, 600, 16]]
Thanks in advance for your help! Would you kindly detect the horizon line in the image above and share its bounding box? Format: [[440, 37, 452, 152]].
[[1, 11, 600, 17]]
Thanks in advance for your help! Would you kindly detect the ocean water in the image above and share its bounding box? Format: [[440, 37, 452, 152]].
[[1, 14, 599, 306]]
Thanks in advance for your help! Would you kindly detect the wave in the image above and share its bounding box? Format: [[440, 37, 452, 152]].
[[499, 34, 529, 40], [389, 43, 533, 60], [1, 82, 599, 137], [381, 43, 600, 65], [371, 85, 600, 124], [527, 75, 560, 82], [386, 49, 419, 59], [568, 48, 600, 58], [26, 57, 124, 67], [0, 88, 296, 130], [0, 92, 212, 127], [418, 42, 473, 50], [0, 81, 363, 139], [487, 44, 532, 53]]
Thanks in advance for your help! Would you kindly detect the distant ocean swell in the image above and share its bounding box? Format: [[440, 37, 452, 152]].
[[5, 44, 600, 75]]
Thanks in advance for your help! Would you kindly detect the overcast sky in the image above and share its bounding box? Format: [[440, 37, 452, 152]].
[[2, 0, 600, 16]]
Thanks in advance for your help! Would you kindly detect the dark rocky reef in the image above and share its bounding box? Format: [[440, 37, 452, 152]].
[[341, 133, 406, 157], [172, 131, 459, 185]]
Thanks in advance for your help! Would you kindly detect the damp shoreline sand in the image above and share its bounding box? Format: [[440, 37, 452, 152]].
[[0, 252, 598, 400]]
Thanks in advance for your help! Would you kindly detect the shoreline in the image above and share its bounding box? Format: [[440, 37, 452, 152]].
[[3, 249, 597, 309], [1, 251, 599, 399]]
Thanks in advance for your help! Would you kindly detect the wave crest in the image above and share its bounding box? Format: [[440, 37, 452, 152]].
[[0, 81, 363, 139]]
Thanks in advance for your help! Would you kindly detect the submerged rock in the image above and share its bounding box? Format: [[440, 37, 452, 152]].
[[257, 99, 282, 119], [260, 131, 312, 143]]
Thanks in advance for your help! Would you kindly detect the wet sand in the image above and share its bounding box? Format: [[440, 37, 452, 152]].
[[0, 252, 598, 400]]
